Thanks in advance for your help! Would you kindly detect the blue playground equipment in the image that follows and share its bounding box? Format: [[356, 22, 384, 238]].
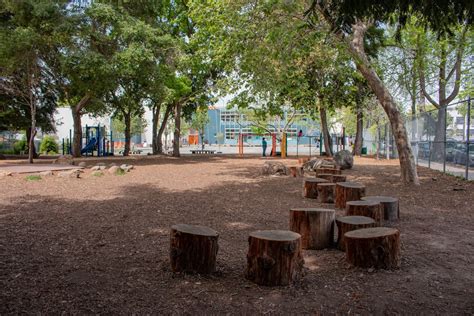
[[81, 124, 114, 156]]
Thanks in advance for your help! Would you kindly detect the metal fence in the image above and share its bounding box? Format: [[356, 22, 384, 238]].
[[363, 97, 473, 180]]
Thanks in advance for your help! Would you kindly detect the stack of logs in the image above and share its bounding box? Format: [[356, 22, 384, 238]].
[[166, 157, 401, 288]]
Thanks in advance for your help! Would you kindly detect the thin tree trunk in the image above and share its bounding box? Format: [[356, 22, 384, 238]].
[[158, 104, 172, 154], [26, 126, 37, 162], [320, 105, 332, 156], [173, 102, 181, 157], [123, 111, 131, 156], [71, 94, 91, 157], [151, 103, 161, 154], [353, 110, 363, 156], [348, 21, 419, 184]]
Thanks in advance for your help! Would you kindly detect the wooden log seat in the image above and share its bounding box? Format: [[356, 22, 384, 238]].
[[317, 183, 336, 203], [170, 224, 219, 274], [316, 168, 342, 176], [345, 200, 383, 226], [345, 227, 401, 269], [335, 182, 366, 209], [361, 196, 400, 221], [302, 178, 329, 199], [335, 216, 376, 251], [289, 208, 335, 249], [246, 230, 304, 286]]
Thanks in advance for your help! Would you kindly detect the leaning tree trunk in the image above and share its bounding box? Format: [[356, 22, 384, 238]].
[[123, 112, 131, 156], [151, 103, 161, 155], [320, 105, 333, 156], [348, 21, 419, 184], [158, 104, 172, 154], [172, 102, 182, 157], [26, 127, 38, 160], [353, 110, 363, 156]]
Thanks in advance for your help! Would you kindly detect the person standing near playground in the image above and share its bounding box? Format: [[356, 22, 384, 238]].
[[262, 137, 267, 157]]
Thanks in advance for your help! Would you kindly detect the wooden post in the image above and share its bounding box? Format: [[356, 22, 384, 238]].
[[336, 216, 376, 251], [361, 196, 399, 220], [303, 178, 329, 198], [345, 227, 401, 269], [335, 182, 366, 209], [317, 183, 336, 203], [316, 168, 341, 176], [170, 224, 219, 274], [246, 230, 304, 286], [345, 200, 383, 226], [331, 175, 347, 183], [289, 208, 335, 249]]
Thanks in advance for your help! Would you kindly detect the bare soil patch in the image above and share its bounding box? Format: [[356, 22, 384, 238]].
[[1, 156, 473, 314]]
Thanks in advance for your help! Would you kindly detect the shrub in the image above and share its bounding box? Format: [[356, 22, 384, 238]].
[[40, 136, 58, 154], [13, 139, 27, 154]]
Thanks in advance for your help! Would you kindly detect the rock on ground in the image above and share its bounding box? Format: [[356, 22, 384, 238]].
[[108, 166, 120, 174], [0, 170, 13, 177], [120, 164, 134, 172], [54, 155, 74, 165], [261, 161, 288, 176], [78, 162, 87, 168], [39, 170, 53, 177], [57, 169, 83, 178], [334, 150, 354, 170]]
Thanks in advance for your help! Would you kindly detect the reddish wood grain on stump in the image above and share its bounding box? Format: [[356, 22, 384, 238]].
[[317, 183, 336, 203], [289, 208, 335, 249], [316, 168, 341, 176], [361, 196, 399, 220], [335, 182, 366, 209], [331, 175, 347, 183], [289, 166, 299, 177], [316, 173, 333, 181], [170, 224, 219, 274], [345, 200, 383, 226], [345, 227, 401, 269], [302, 178, 328, 199], [336, 216, 376, 251], [246, 230, 304, 286]]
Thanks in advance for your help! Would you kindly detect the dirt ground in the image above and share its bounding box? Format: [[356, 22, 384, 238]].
[[1, 155, 473, 314]]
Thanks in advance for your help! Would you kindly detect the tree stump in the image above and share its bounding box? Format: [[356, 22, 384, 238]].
[[289, 166, 299, 177], [335, 182, 366, 209], [316, 168, 341, 176], [302, 178, 328, 199], [345, 200, 383, 226], [317, 183, 336, 203], [246, 230, 304, 286], [345, 227, 401, 269], [361, 196, 399, 220], [170, 224, 219, 274], [331, 175, 347, 183], [316, 173, 333, 181], [289, 208, 335, 249], [336, 216, 376, 251]]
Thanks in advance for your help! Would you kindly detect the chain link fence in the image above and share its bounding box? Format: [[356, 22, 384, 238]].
[[363, 97, 473, 180]]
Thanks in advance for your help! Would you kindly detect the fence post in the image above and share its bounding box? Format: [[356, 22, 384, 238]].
[[443, 106, 447, 173], [296, 136, 299, 158], [466, 96, 471, 180], [428, 140, 431, 168]]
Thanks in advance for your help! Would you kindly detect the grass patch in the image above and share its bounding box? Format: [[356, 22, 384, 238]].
[[115, 168, 126, 176], [92, 171, 104, 177], [26, 175, 42, 181]]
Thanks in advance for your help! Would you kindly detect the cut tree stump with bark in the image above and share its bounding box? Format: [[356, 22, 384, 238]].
[[289, 208, 335, 249], [345, 227, 401, 269], [316, 173, 333, 181], [317, 183, 336, 203], [303, 178, 329, 199], [246, 230, 304, 286], [170, 224, 219, 274], [361, 196, 399, 221], [289, 166, 300, 177], [331, 175, 347, 183], [316, 168, 342, 176], [335, 182, 366, 209], [345, 200, 383, 226], [336, 216, 376, 251]]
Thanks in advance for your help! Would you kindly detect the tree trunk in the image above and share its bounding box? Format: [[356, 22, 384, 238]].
[[432, 106, 446, 160], [361, 196, 399, 221], [303, 178, 329, 199], [353, 110, 363, 155], [27, 126, 36, 163], [151, 104, 161, 154], [320, 105, 333, 156], [317, 183, 336, 203], [157, 104, 172, 154], [123, 111, 131, 156], [71, 95, 91, 158], [345, 200, 383, 226], [289, 208, 335, 249], [173, 102, 182, 157], [335, 182, 366, 209], [348, 21, 419, 184], [246, 230, 304, 286], [25, 127, 38, 160]]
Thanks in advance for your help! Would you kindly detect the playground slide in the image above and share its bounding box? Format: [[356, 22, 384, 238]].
[[81, 137, 97, 154]]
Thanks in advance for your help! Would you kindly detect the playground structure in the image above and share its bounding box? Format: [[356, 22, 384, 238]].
[[61, 124, 114, 156], [238, 133, 279, 157]]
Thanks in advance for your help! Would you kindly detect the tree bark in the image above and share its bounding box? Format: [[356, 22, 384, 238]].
[[157, 104, 172, 154], [345, 200, 383, 226], [317, 183, 336, 203], [151, 103, 161, 155], [353, 109, 363, 155], [173, 102, 182, 157], [71, 94, 91, 158], [123, 111, 131, 156], [335, 182, 366, 209], [361, 196, 399, 221], [303, 178, 329, 199], [289, 208, 335, 249], [347, 21, 419, 184], [336, 216, 375, 251], [320, 105, 333, 156]]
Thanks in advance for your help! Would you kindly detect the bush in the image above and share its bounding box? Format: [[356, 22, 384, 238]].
[[13, 139, 27, 154], [40, 136, 58, 154]]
